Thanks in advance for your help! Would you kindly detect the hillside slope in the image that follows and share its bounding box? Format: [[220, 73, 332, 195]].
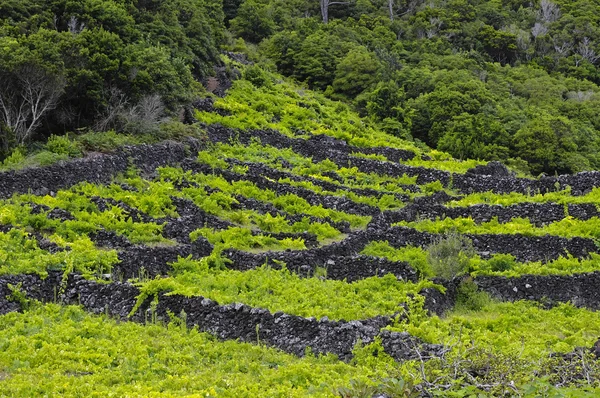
[[0, 72, 600, 396]]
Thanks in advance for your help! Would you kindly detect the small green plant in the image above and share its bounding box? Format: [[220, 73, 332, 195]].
[[6, 282, 30, 311], [314, 266, 327, 278], [454, 279, 491, 312], [0, 147, 26, 169], [336, 379, 376, 398], [422, 180, 444, 194], [487, 253, 517, 272], [378, 377, 420, 398], [426, 232, 476, 280], [45, 134, 83, 157], [243, 65, 273, 88]]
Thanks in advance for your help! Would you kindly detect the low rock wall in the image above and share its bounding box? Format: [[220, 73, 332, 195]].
[[0, 273, 444, 362]]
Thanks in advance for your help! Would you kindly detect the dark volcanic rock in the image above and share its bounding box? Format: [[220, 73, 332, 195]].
[[466, 161, 513, 177]]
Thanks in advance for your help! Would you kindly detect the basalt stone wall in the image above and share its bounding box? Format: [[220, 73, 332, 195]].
[[474, 272, 600, 310], [113, 239, 213, 280], [381, 202, 599, 226], [0, 140, 200, 199], [452, 173, 533, 195], [467, 234, 597, 262], [453, 170, 600, 196], [425, 272, 600, 315], [0, 272, 63, 315], [0, 154, 129, 198], [539, 172, 600, 196], [163, 197, 234, 243], [420, 281, 460, 316], [370, 226, 598, 263], [224, 250, 419, 282], [89, 230, 133, 249], [0, 273, 444, 362], [62, 274, 146, 320], [155, 293, 444, 361]]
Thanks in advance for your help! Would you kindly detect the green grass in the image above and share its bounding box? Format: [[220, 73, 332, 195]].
[[0, 303, 597, 397]]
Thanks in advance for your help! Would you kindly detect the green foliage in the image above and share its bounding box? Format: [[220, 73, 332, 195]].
[[454, 280, 492, 312], [426, 232, 476, 280], [487, 253, 517, 273], [244, 1, 600, 174], [0, 147, 27, 170], [75, 130, 139, 153], [333, 47, 381, 98], [0, 304, 397, 397], [396, 215, 600, 240], [44, 135, 83, 157], [243, 65, 273, 88], [0, 228, 117, 278], [135, 261, 436, 321], [0, 0, 224, 148], [230, 0, 276, 43], [361, 241, 432, 278], [5, 283, 30, 311]]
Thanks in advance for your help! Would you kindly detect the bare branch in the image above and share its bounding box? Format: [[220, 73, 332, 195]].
[[576, 37, 600, 65], [538, 0, 561, 23], [67, 16, 86, 35], [0, 65, 65, 144]]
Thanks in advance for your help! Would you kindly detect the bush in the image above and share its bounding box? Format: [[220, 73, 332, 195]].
[[243, 65, 272, 88], [45, 135, 82, 157], [0, 147, 26, 170], [454, 280, 492, 312], [426, 232, 476, 280], [158, 121, 203, 141], [76, 130, 137, 152], [487, 253, 517, 272]]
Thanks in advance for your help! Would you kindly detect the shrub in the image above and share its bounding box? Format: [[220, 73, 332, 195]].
[[488, 253, 517, 272], [454, 279, 492, 312], [426, 232, 476, 280], [45, 134, 83, 157], [76, 130, 137, 152], [0, 147, 26, 170], [243, 65, 272, 88]]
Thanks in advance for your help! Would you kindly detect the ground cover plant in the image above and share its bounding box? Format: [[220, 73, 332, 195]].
[[2, 65, 600, 397]]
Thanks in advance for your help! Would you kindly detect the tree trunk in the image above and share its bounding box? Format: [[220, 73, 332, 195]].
[[320, 0, 329, 23]]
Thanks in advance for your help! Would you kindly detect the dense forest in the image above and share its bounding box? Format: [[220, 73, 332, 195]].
[[3, 0, 600, 174]]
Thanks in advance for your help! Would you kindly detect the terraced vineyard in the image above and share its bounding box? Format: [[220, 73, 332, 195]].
[[2, 74, 600, 397]]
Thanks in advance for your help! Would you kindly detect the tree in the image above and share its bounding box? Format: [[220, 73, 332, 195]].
[[437, 113, 510, 160], [320, 0, 351, 23], [333, 47, 381, 97], [292, 31, 351, 89], [0, 65, 65, 145], [230, 0, 276, 42], [512, 114, 579, 174]]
